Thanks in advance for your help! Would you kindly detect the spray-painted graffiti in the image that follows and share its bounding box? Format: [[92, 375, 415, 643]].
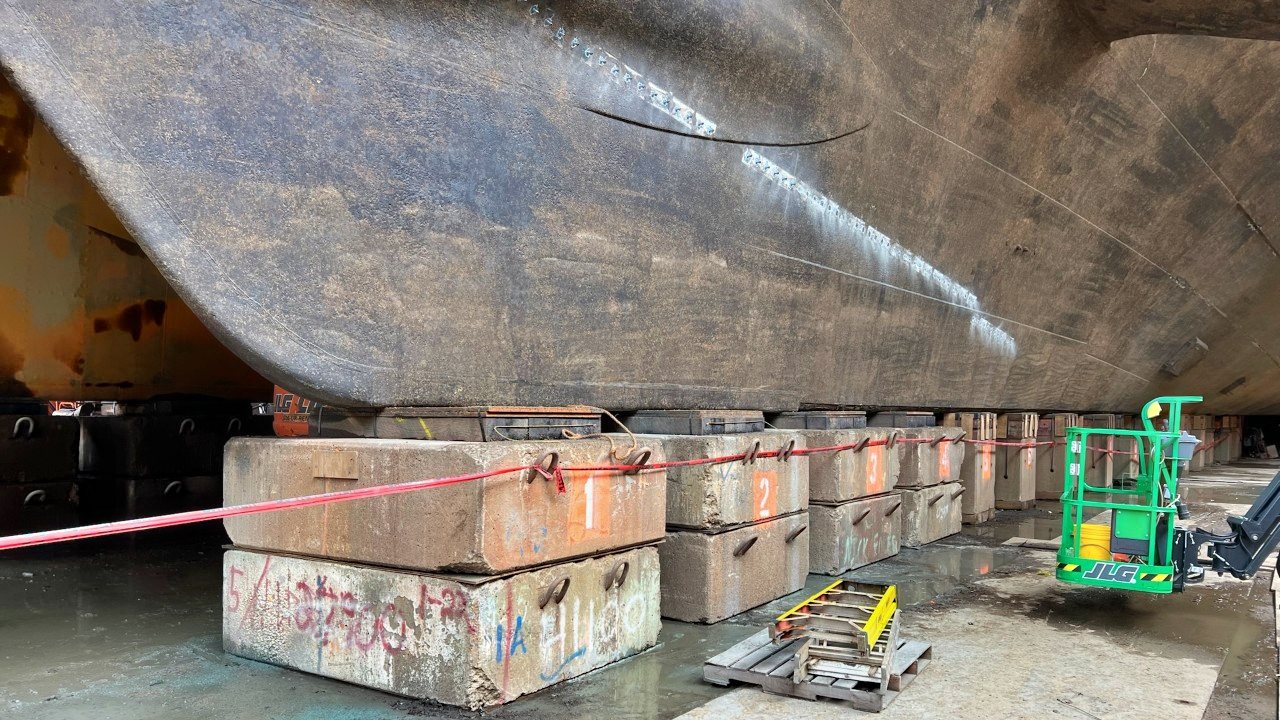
[[226, 561, 476, 656]]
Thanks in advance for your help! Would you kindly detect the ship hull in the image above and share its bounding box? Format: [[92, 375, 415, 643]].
[[1, 0, 1278, 413]]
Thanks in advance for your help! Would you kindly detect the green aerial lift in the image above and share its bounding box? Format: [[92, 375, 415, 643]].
[[1057, 396, 1280, 594]]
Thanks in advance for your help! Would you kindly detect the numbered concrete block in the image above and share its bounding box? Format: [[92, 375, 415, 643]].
[[809, 493, 903, 575], [640, 431, 807, 529], [801, 429, 899, 503], [223, 437, 666, 574], [896, 428, 965, 488], [900, 484, 962, 547], [994, 413, 1036, 509], [658, 511, 809, 623], [994, 444, 1036, 509], [223, 546, 660, 709], [944, 413, 996, 524]]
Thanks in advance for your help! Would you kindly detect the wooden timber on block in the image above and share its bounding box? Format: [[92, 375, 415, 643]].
[[703, 629, 932, 712], [941, 411, 996, 441], [996, 412, 1036, 440]]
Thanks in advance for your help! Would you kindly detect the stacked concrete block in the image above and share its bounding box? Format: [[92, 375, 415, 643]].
[[900, 482, 964, 547], [1035, 413, 1078, 501], [1080, 414, 1116, 490], [943, 412, 996, 524], [222, 428, 665, 708], [223, 545, 659, 710], [994, 412, 1037, 510], [78, 399, 262, 523], [894, 426, 965, 547], [632, 416, 809, 623], [0, 404, 80, 532], [1213, 417, 1231, 465], [1224, 416, 1242, 462], [791, 419, 903, 575], [1188, 415, 1209, 472]]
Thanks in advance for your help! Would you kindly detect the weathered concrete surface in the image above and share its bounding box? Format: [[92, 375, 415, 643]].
[[1082, 413, 1117, 489], [223, 437, 666, 574], [222, 546, 660, 709], [994, 443, 1037, 509], [3, 2, 1280, 412], [994, 412, 1037, 508], [1076, 0, 1280, 42], [801, 428, 899, 504], [642, 432, 807, 529], [896, 428, 965, 488], [1035, 414, 1077, 500], [659, 512, 809, 623], [957, 444, 996, 524], [808, 492, 902, 575], [0, 463, 1275, 719], [0, 76, 269, 401], [900, 484, 963, 547]]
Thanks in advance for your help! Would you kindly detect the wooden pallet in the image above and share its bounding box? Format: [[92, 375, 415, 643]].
[[704, 630, 932, 712]]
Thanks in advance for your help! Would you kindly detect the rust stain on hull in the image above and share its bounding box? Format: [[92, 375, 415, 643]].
[[0, 74, 34, 196]]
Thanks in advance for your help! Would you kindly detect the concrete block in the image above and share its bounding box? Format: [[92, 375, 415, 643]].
[[899, 484, 962, 547], [959, 442, 995, 524], [223, 437, 666, 574], [1214, 426, 1231, 464], [302, 405, 602, 441], [643, 431, 808, 529], [0, 481, 79, 532], [0, 414, 78, 484], [1112, 415, 1140, 482], [79, 413, 237, 477], [808, 493, 902, 575], [867, 411, 935, 428], [79, 475, 220, 522], [624, 409, 764, 435], [1081, 414, 1115, 489], [896, 428, 965, 488], [222, 546, 660, 709], [994, 444, 1036, 509], [658, 511, 809, 623], [1034, 414, 1076, 501], [941, 412, 995, 522], [770, 411, 866, 430], [802, 429, 899, 503], [1189, 429, 1207, 472]]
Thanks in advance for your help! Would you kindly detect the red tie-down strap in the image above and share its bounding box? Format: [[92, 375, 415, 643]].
[[0, 436, 901, 552]]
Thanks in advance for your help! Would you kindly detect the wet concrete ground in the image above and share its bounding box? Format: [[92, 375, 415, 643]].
[[1, 462, 1276, 719]]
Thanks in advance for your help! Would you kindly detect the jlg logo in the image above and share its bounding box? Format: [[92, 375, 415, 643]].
[[1082, 562, 1138, 583]]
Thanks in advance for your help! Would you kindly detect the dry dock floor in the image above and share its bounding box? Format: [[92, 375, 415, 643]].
[[2, 461, 1276, 719]]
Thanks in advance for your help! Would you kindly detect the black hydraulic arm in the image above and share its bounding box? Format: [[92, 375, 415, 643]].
[[1174, 469, 1280, 590]]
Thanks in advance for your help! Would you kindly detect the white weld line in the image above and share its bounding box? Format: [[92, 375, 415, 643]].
[[748, 245, 1081, 347], [1083, 353, 1150, 384], [523, 0, 1016, 355]]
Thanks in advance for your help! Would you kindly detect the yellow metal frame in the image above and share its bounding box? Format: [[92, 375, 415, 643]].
[[776, 580, 898, 650]]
